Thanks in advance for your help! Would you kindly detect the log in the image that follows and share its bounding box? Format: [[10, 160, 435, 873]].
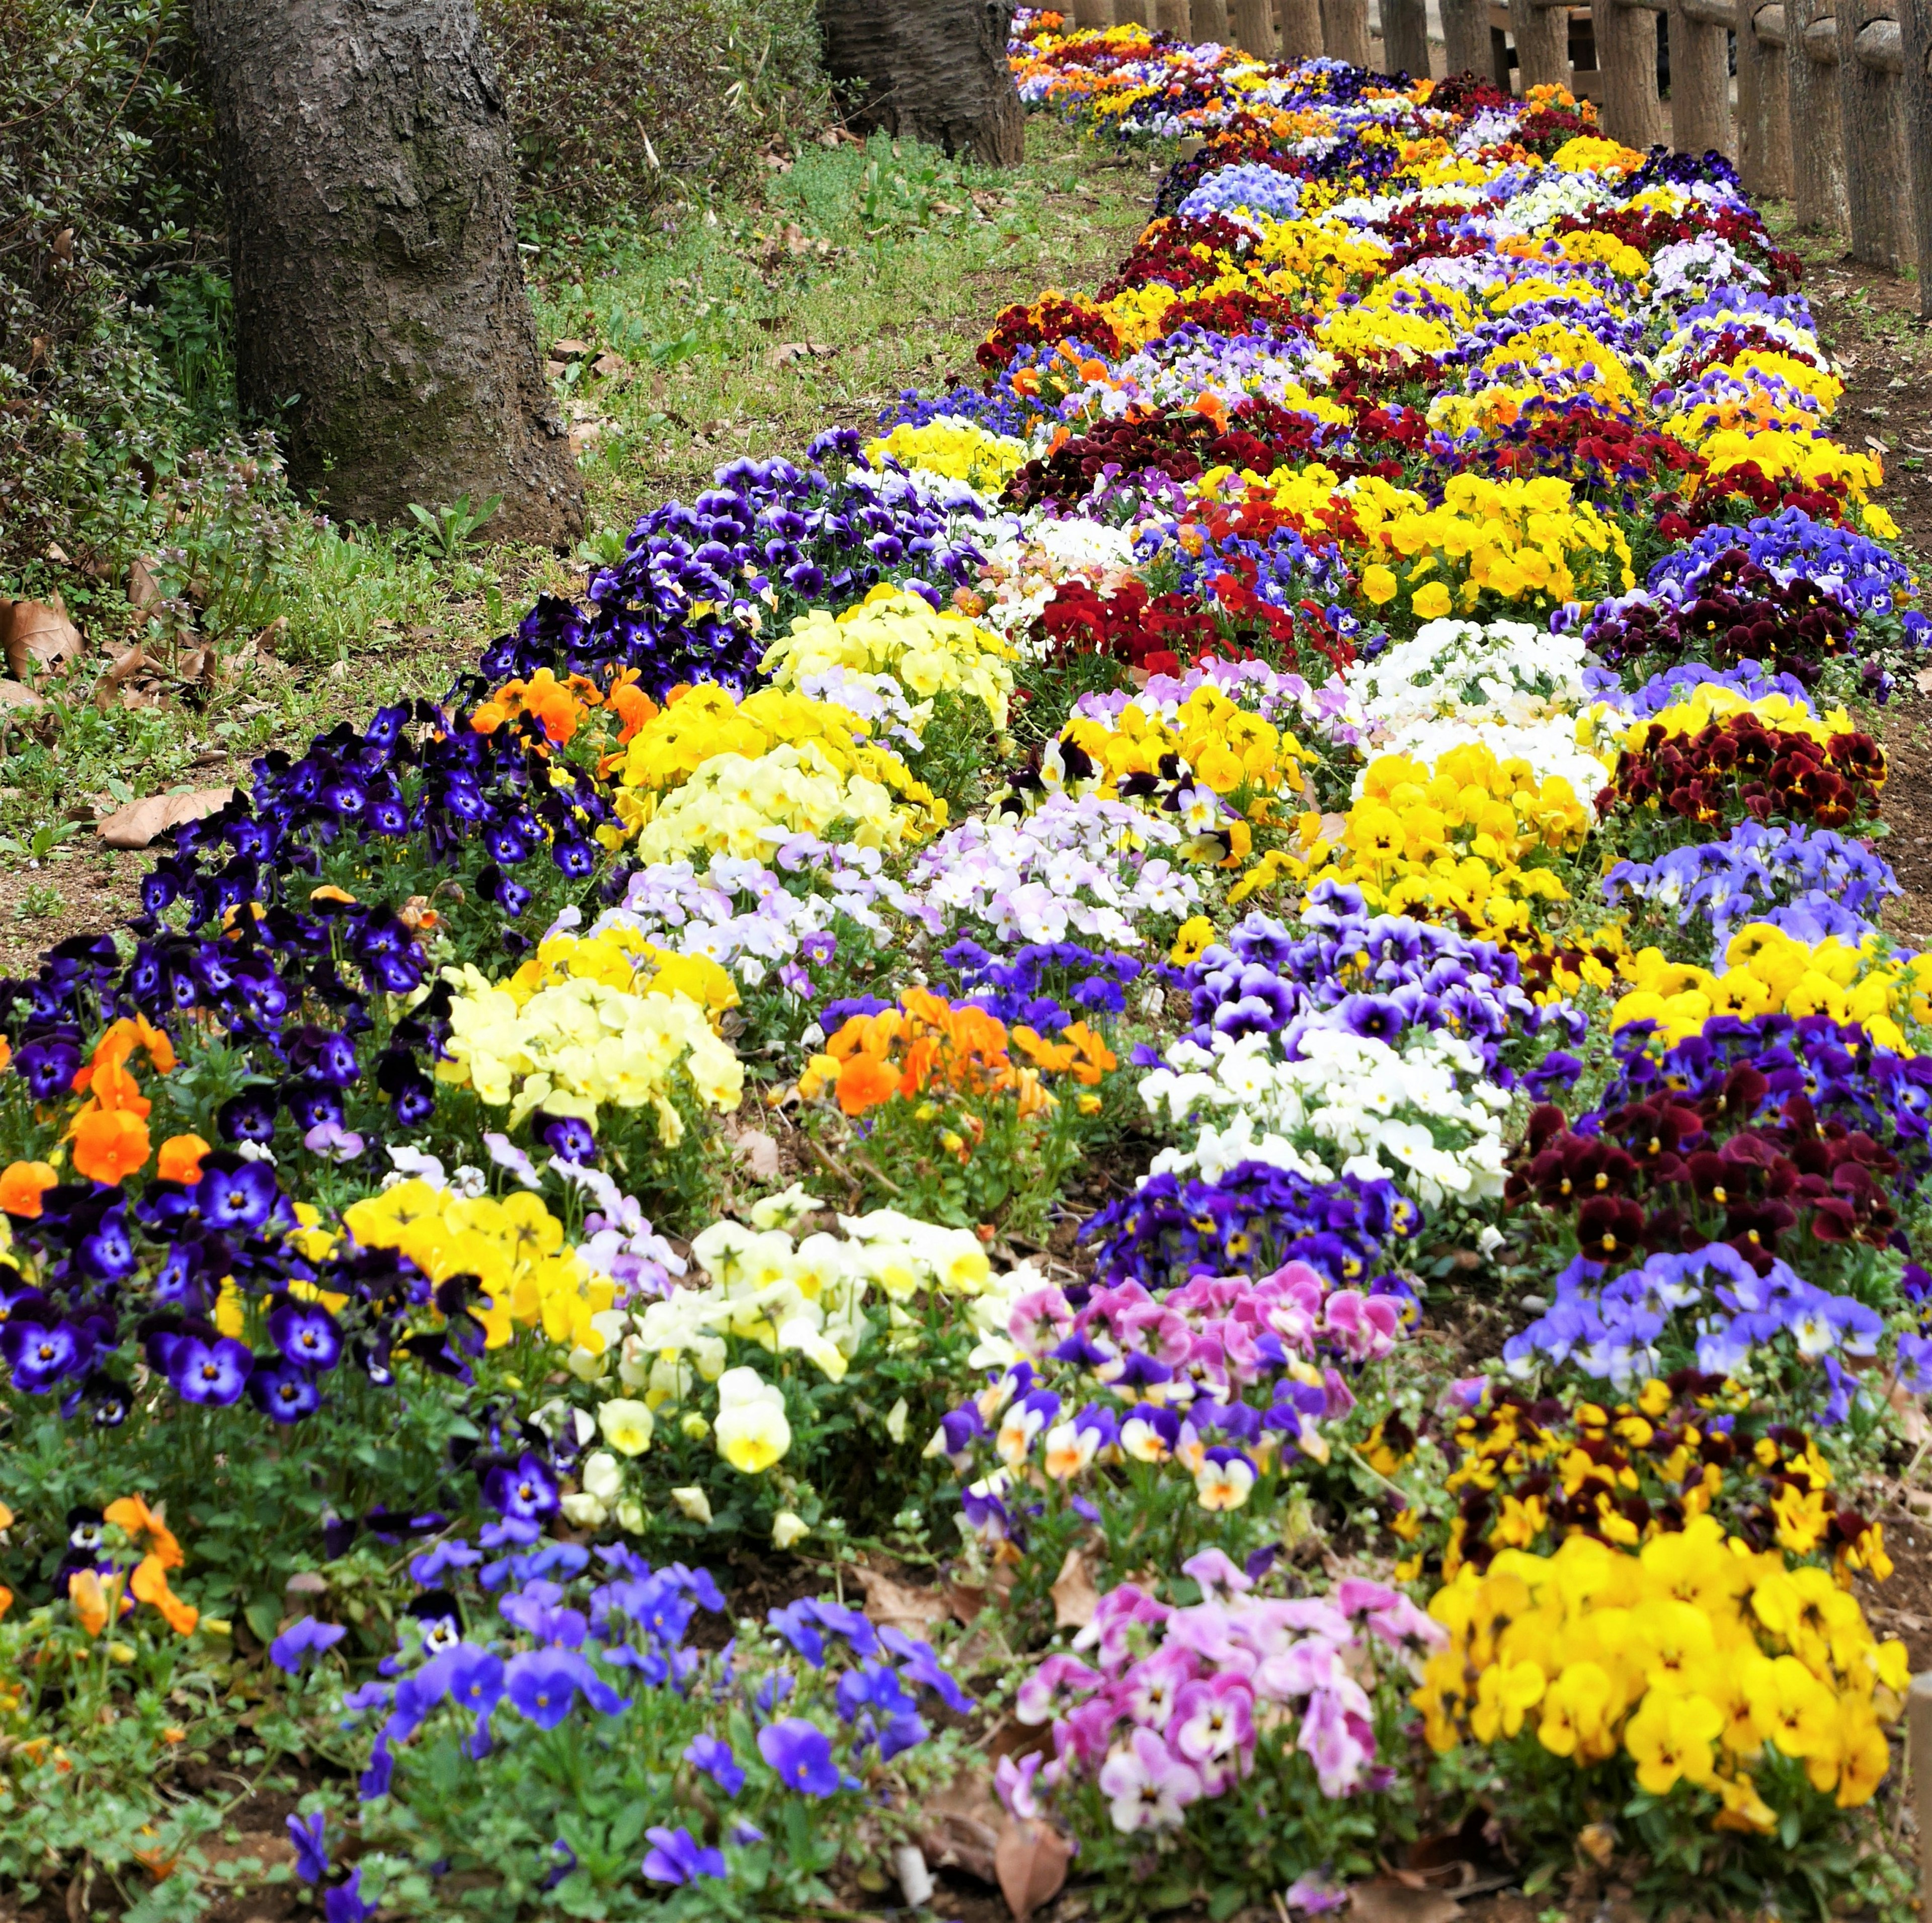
[[1440, 0, 1495, 71], [192, 0, 584, 543], [1738, 0, 1794, 191], [1670, 0, 1734, 149], [1073, 0, 1115, 27], [1115, 0, 1150, 21], [1278, 0, 1326, 52], [1839, 1, 1913, 267], [1592, 0, 1665, 140], [1320, 0, 1373, 59], [1510, 0, 1572, 86], [818, 0, 1026, 162], [1232, 0, 1278, 50], [1158, 0, 1191, 31], [1382, 0, 1432, 70], [1904, 0, 1932, 313], [1787, 0, 1849, 225], [1193, 0, 1232, 37]]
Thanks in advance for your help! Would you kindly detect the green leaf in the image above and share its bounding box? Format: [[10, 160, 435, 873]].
[[243, 1593, 282, 1647]]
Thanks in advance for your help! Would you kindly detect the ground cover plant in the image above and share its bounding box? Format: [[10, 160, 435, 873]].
[[5, 15, 1932, 1923]]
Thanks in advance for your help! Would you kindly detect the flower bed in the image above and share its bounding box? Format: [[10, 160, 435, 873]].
[[3, 16, 1929, 1921]]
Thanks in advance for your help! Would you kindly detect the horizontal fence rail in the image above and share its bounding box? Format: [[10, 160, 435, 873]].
[[1062, 0, 1932, 311]]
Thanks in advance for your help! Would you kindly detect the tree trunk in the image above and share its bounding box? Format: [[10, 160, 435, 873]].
[[818, 0, 1025, 164], [193, 0, 583, 545]]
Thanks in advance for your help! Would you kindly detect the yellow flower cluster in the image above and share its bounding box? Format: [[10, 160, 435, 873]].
[[342, 1179, 616, 1356], [863, 420, 1032, 491], [506, 927, 740, 1024], [1233, 743, 1589, 946], [608, 682, 944, 864], [760, 587, 1016, 727], [1415, 1520, 1907, 1824], [1052, 683, 1305, 810], [435, 960, 744, 1137], [1330, 471, 1635, 618], [1550, 134, 1648, 177], [1607, 924, 1931, 1049], [1315, 282, 1460, 364]]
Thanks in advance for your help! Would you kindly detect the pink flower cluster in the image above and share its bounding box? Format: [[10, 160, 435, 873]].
[[1009, 1261, 1406, 1394], [996, 1553, 1444, 1836]]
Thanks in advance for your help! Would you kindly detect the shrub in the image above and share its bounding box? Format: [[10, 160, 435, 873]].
[[477, 0, 826, 235]]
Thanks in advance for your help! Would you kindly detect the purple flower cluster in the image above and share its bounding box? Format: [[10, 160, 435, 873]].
[[1602, 819, 1902, 951], [1084, 1160, 1415, 1300], [0, 1157, 452, 1423], [1646, 506, 1924, 626], [485, 437, 993, 701], [940, 936, 1143, 1029], [1168, 894, 1569, 1079], [1503, 1242, 1886, 1418]]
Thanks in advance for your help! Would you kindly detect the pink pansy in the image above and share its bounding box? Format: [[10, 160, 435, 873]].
[[1172, 1674, 1256, 1764], [1007, 1286, 1074, 1356], [1097, 1726, 1203, 1832], [1321, 1289, 1402, 1362], [1298, 1690, 1371, 1797], [1121, 1646, 1198, 1728], [1321, 1367, 1357, 1418], [995, 1749, 1045, 1819], [1016, 1652, 1103, 1726], [1283, 1875, 1350, 1913], [1180, 1547, 1253, 1601]]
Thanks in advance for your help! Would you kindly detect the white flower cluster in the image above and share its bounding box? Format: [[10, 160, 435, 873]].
[[1138, 1023, 1511, 1210], [907, 793, 1202, 946]]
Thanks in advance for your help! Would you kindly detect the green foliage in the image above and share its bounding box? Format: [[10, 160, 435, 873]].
[[476, 0, 826, 239]]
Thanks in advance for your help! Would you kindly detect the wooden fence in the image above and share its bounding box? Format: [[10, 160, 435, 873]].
[[1066, 0, 1932, 312]]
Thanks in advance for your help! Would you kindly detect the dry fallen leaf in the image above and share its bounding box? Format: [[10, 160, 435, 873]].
[[590, 351, 627, 381], [97, 785, 234, 851], [1346, 1878, 1462, 1923], [0, 680, 45, 714], [3, 596, 82, 680], [851, 1564, 951, 1633], [550, 338, 593, 361], [729, 1127, 781, 1181], [1576, 1821, 1617, 1866], [128, 558, 163, 612], [1049, 1548, 1098, 1629], [919, 1765, 1004, 1883], [770, 342, 810, 367], [995, 1818, 1071, 1922], [1915, 666, 1932, 696], [1892, 1378, 1929, 1446]]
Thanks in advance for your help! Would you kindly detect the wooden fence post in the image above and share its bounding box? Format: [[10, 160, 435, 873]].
[[1440, 0, 1497, 69], [1591, 0, 1666, 142], [1787, 0, 1849, 225], [1737, 0, 1794, 192], [1157, 0, 1191, 33], [1838, 1, 1913, 268], [1193, 0, 1232, 38], [1231, 0, 1279, 50], [1073, 0, 1116, 27], [1279, 0, 1328, 54], [1905, 0, 1932, 311], [1670, 0, 1735, 148], [1510, 0, 1574, 87], [1383, 0, 1433, 70], [1321, 0, 1375, 61]]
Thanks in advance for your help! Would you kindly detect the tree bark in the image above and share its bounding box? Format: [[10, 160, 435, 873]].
[[818, 0, 1025, 165], [194, 0, 583, 544]]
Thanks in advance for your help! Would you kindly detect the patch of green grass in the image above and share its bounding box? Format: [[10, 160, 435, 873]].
[[0, 114, 1158, 949]]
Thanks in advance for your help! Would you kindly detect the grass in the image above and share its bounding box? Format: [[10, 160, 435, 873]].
[[0, 114, 1159, 969]]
